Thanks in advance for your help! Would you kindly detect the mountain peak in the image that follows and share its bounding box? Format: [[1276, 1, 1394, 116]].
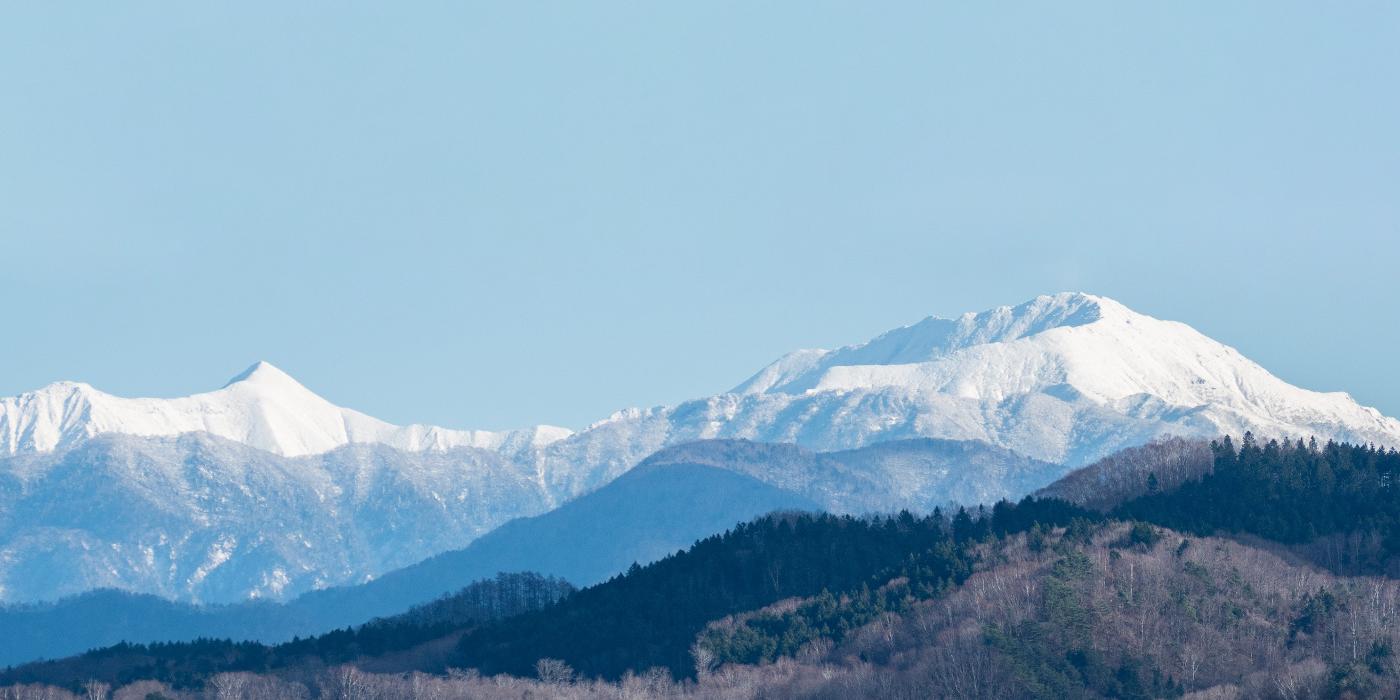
[[733, 292, 1129, 396], [30, 379, 97, 396], [1036, 290, 1110, 305], [1045, 291, 1130, 316], [722, 291, 1400, 463], [962, 291, 1122, 332], [223, 361, 298, 389], [0, 362, 554, 458]]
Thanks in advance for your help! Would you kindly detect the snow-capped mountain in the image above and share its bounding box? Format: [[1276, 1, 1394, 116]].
[[520, 292, 1400, 497], [9, 293, 1389, 478], [0, 361, 572, 458], [3, 292, 1399, 605]]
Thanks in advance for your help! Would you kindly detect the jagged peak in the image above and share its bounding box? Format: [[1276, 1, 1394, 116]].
[[732, 293, 1133, 396], [222, 361, 301, 390], [28, 380, 97, 395], [0, 362, 552, 458], [861, 292, 1127, 354], [953, 291, 1122, 333]]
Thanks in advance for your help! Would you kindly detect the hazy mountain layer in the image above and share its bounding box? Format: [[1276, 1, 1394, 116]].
[[0, 456, 819, 667], [0, 433, 548, 603]]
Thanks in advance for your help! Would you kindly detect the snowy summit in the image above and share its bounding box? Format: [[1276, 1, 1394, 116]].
[[0, 360, 572, 458], [719, 292, 1400, 462], [560, 292, 1400, 475]]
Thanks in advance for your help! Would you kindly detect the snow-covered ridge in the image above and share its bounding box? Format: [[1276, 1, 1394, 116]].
[[712, 292, 1400, 463], [731, 293, 1115, 395], [0, 361, 572, 458], [496, 292, 1400, 503], [5, 292, 1398, 468], [800, 294, 1374, 412], [4, 292, 1400, 605]]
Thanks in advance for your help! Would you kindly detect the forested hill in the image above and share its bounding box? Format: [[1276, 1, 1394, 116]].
[[0, 573, 573, 688], [454, 496, 1090, 680], [1116, 434, 1400, 575], [0, 499, 1095, 689]]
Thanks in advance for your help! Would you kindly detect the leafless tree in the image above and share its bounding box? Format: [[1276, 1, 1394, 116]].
[[690, 642, 717, 680], [318, 666, 376, 700], [534, 658, 576, 686]]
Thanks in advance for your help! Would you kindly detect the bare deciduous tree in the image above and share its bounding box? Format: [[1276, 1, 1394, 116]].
[[534, 658, 576, 686]]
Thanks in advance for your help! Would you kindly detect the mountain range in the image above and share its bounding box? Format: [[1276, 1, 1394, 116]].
[[2, 292, 1397, 606], [0, 361, 572, 459]]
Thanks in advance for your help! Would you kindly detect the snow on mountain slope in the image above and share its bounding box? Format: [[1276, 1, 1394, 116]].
[[3, 292, 1398, 605], [524, 293, 1400, 495], [6, 293, 1393, 473], [0, 362, 572, 458], [639, 438, 1060, 513], [7, 292, 1387, 480], [757, 294, 1387, 425], [0, 434, 551, 603], [0, 458, 822, 667]]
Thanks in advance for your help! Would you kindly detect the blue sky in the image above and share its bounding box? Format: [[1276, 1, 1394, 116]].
[[2, 3, 1397, 430]]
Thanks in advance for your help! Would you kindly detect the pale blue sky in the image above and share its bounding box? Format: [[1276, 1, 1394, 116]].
[[2, 3, 1397, 430]]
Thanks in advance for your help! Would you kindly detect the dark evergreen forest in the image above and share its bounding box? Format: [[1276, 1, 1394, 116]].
[[1118, 434, 1400, 573]]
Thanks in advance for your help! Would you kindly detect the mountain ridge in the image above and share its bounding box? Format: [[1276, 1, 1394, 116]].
[[3, 292, 1400, 607], [4, 293, 1396, 468], [514, 293, 1400, 497], [0, 361, 573, 459]]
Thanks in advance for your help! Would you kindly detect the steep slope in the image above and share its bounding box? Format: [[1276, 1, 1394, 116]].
[[0, 361, 571, 458], [0, 434, 550, 603]]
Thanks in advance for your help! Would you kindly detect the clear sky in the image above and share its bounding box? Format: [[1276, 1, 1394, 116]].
[[2, 3, 1397, 431]]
